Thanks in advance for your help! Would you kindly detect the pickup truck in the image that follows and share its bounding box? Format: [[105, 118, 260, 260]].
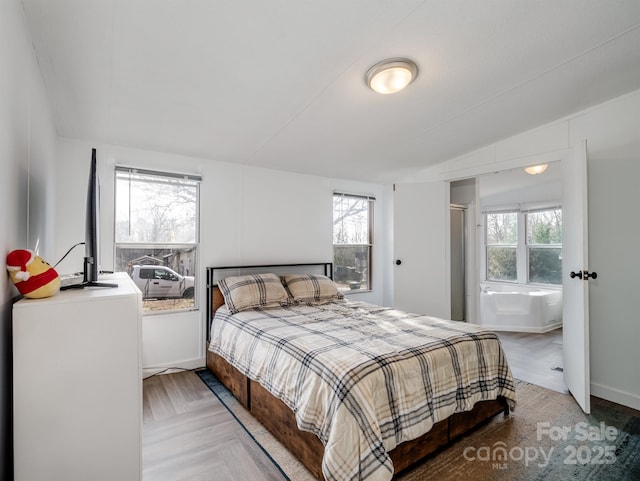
[[130, 265, 195, 299]]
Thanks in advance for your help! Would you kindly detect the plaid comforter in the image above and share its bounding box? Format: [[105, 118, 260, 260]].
[[208, 299, 516, 481]]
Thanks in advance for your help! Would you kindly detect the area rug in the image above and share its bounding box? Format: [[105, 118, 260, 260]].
[[196, 369, 640, 481]]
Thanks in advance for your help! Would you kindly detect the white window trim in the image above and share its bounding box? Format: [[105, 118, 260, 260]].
[[332, 192, 374, 293], [114, 167, 201, 314], [482, 204, 561, 286]]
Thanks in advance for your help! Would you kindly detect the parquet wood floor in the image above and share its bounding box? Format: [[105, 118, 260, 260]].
[[497, 328, 567, 393], [142, 329, 566, 480], [143, 371, 287, 481]]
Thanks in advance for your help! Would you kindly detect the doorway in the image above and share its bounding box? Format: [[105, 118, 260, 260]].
[[450, 178, 478, 324], [476, 163, 566, 392], [450, 205, 466, 321]]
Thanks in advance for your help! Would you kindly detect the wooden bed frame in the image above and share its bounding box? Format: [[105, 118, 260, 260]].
[[205, 264, 509, 480]]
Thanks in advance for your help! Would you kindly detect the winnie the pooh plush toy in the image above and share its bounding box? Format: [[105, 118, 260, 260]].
[[6, 249, 60, 298]]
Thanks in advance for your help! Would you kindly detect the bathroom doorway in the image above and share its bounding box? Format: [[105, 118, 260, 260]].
[[450, 178, 478, 323], [476, 163, 567, 392], [450, 205, 466, 321]]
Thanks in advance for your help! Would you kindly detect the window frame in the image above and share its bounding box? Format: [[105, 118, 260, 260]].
[[332, 192, 374, 293], [484, 210, 519, 283], [114, 166, 201, 314], [525, 207, 563, 285], [483, 205, 562, 287]]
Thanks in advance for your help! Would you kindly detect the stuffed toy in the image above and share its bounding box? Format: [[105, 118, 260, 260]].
[[6, 249, 60, 298]]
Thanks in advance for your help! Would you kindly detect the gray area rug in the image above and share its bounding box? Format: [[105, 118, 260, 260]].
[[196, 369, 640, 481]]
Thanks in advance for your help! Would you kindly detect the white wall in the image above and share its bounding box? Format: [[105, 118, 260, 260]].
[[0, 1, 58, 479], [413, 89, 640, 410], [478, 162, 562, 209], [53, 140, 389, 372]]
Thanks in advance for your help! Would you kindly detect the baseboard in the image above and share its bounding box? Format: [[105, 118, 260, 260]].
[[142, 356, 205, 376], [480, 322, 562, 334], [591, 382, 640, 411]]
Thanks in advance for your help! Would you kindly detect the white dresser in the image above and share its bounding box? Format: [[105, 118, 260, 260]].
[[12, 272, 142, 481]]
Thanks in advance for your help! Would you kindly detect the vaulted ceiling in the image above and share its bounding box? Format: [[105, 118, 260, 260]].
[[20, 1, 640, 182]]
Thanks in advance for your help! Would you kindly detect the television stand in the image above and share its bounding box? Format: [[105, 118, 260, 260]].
[[61, 280, 118, 290], [59, 259, 119, 290]]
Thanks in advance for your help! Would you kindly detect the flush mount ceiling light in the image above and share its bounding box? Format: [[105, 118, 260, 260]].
[[366, 58, 418, 94], [524, 164, 548, 175]]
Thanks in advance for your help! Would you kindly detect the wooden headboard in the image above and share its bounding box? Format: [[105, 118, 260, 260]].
[[205, 262, 333, 341], [211, 285, 225, 316]]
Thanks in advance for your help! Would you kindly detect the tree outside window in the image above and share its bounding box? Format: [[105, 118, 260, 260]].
[[333, 193, 373, 291], [484, 207, 562, 286], [486, 212, 517, 282], [527, 209, 562, 284]]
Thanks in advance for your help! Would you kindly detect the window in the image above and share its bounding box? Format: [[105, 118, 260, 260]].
[[484, 207, 562, 285], [527, 209, 562, 284], [485, 211, 518, 282], [333, 193, 374, 291], [115, 167, 200, 312]]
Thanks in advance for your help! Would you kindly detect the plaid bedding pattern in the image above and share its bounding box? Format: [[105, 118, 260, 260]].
[[218, 273, 289, 313], [283, 274, 344, 303], [208, 300, 516, 481]]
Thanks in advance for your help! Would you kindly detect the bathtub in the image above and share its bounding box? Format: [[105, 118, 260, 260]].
[[479, 284, 562, 333]]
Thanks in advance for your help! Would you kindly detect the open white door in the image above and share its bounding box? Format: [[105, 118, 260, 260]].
[[393, 182, 450, 318], [562, 140, 592, 414]]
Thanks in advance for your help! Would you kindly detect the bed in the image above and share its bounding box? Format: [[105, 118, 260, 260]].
[[205, 263, 516, 481]]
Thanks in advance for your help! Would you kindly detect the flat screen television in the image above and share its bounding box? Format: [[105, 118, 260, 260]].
[[62, 148, 117, 290]]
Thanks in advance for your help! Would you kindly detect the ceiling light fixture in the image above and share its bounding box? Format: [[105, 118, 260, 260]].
[[366, 58, 418, 94], [524, 164, 548, 175]]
